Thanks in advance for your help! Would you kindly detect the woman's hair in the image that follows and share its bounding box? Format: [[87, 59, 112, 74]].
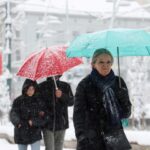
[[91, 48, 114, 64]]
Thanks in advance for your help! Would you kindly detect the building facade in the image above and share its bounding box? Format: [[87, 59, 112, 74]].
[[1, 0, 150, 99]]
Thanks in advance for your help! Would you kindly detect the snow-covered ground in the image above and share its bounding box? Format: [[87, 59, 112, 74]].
[[0, 121, 75, 149], [125, 130, 150, 146], [0, 117, 150, 149], [0, 139, 74, 150]]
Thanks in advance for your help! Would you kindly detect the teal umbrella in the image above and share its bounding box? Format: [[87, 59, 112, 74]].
[[67, 29, 148, 127], [66, 28, 150, 58], [66, 28, 150, 88]]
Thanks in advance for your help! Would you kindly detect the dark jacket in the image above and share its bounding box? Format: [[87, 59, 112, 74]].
[[73, 75, 132, 150], [39, 77, 74, 131], [9, 79, 46, 144]]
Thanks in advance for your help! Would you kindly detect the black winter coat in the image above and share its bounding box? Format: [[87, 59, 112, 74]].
[[73, 75, 132, 150], [9, 79, 46, 144], [39, 77, 74, 131]]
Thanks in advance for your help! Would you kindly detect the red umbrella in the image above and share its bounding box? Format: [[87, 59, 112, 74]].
[[17, 45, 83, 88]]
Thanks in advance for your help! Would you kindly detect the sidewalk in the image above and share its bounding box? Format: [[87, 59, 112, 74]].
[[0, 133, 150, 150]]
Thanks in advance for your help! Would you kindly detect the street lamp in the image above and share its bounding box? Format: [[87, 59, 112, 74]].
[[65, 0, 70, 44], [109, 0, 121, 28], [4, 0, 12, 97]]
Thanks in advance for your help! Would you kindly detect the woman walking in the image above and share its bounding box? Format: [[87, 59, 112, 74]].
[[73, 48, 132, 150]]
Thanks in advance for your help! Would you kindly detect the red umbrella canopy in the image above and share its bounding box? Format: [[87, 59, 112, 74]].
[[17, 45, 83, 80]]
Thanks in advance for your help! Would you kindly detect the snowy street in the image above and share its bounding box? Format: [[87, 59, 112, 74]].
[[0, 139, 74, 150], [0, 120, 150, 149]]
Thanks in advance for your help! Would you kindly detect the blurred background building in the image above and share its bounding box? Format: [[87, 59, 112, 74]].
[[0, 0, 150, 128]]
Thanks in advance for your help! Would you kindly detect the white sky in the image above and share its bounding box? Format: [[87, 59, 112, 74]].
[[18, 0, 150, 19], [18, 0, 110, 13], [50, 0, 107, 11]]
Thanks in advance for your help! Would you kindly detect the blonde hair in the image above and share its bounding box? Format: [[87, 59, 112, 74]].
[[91, 48, 114, 64]]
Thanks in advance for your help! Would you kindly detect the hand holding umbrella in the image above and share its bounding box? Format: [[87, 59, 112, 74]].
[[55, 89, 62, 98]]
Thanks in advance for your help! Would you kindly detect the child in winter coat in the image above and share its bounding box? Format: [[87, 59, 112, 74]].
[[9, 79, 46, 150]]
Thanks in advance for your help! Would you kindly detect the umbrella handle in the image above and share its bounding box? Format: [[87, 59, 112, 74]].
[[52, 76, 58, 90], [117, 47, 121, 88]]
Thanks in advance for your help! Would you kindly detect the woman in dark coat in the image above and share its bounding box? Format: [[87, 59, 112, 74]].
[[73, 48, 132, 150], [9, 79, 46, 150]]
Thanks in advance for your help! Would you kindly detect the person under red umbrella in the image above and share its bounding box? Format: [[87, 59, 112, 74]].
[[16, 45, 81, 150], [39, 74, 74, 150], [9, 79, 46, 150]]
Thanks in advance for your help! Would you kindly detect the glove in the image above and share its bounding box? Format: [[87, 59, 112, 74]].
[[116, 87, 129, 101], [78, 135, 88, 143], [39, 111, 45, 117], [78, 135, 89, 150], [116, 88, 131, 118]]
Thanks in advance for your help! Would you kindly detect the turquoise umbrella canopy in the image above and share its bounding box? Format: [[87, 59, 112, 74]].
[[66, 28, 150, 57]]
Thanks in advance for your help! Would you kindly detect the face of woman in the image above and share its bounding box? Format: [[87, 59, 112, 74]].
[[93, 54, 112, 76], [26, 86, 35, 97]]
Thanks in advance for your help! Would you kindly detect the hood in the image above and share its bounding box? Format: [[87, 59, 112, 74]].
[[22, 79, 38, 95]]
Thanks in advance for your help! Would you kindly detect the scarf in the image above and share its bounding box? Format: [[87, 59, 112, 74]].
[[90, 68, 121, 126]]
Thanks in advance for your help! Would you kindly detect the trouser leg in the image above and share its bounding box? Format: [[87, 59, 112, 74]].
[[54, 130, 66, 150], [18, 144, 27, 150], [31, 140, 41, 150], [43, 129, 54, 150]]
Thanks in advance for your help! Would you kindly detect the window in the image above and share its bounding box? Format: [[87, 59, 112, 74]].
[[15, 50, 21, 61], [74, 18, 77, 23], [72, 31, 79, 37], [36, 33, 40, 40], [15, 31, 20, 38]]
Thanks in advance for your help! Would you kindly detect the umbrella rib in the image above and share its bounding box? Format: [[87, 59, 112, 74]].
[[145, 46, 150, 55], [33, 49, 45, 80], [17, 52, 41, 80], [52, 50, 63, 75]]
